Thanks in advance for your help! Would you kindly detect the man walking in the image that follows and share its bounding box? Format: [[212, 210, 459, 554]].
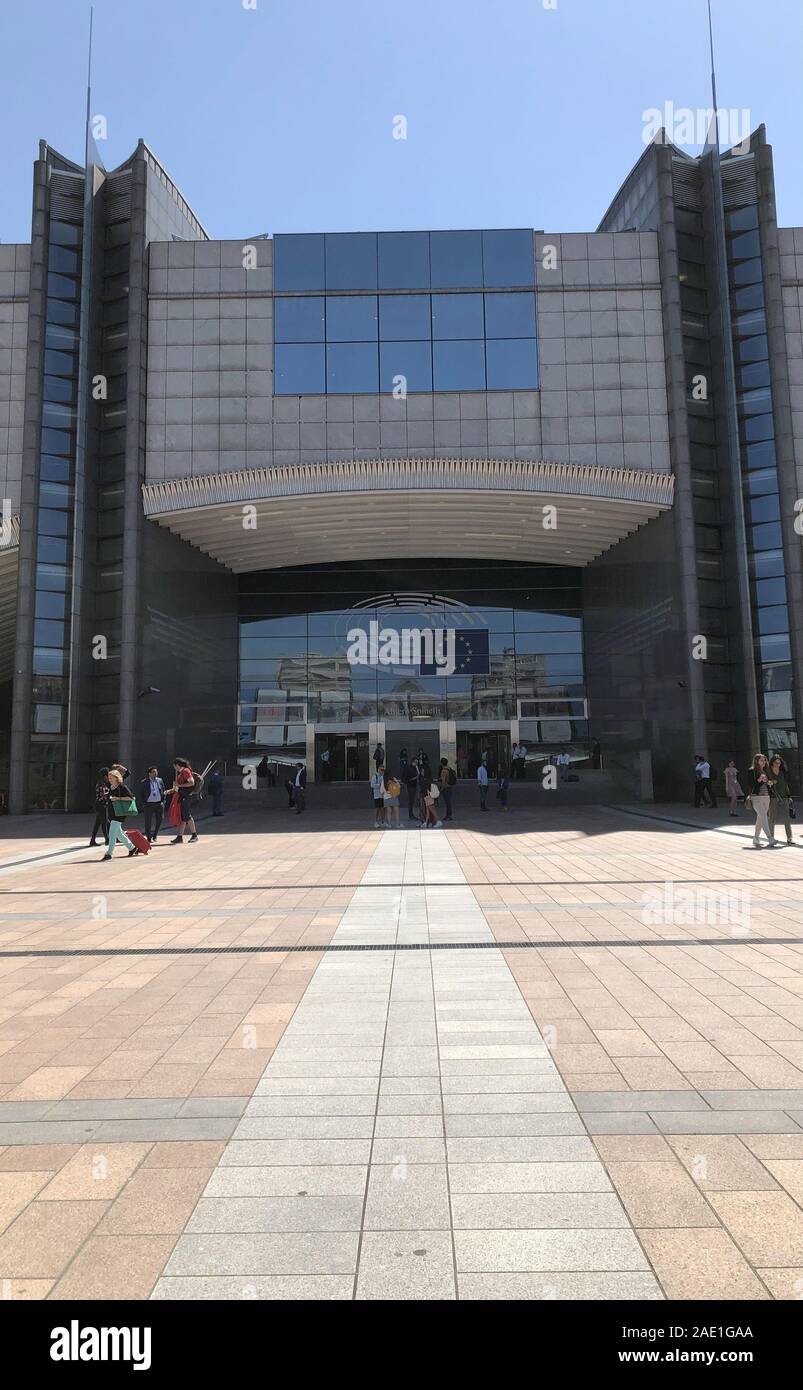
[[477, 758, 489, 812], [139, 766, 166, 843], [694, 755, 716, 808], [293, 762, 307, 814]]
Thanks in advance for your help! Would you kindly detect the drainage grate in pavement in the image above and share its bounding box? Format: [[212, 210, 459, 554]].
[[0, 937, 802, 958]]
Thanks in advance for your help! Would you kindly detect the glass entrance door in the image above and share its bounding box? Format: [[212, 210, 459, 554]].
[[315, 732, 369, 782], [460, 730, 511, 779]]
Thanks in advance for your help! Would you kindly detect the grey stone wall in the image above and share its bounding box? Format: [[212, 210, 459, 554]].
[[144, 231, 670, 484], [0, 244, 29, 514]]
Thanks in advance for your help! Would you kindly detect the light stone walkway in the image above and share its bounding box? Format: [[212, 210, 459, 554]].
[[153, 831, 661, 1300]]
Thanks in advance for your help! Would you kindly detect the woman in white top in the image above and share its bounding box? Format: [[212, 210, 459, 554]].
[[724, 760, 743, 817], [370, 766, 386, 829]]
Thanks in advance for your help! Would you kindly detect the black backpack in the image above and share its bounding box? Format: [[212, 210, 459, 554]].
[[447, 767, 457, 786]]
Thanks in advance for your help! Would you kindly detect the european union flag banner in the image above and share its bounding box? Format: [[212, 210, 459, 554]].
[[419, 628, 490, 676]]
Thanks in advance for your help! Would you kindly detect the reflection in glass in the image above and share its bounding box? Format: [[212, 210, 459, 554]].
[[378, 294, 431, 340], [326, 295, 378, 342], [430, 231, 483, 288], [273, 234, 325, 291], [377, 232, 430, 289], [326, 342, 378, 393], [379, 341, 432, 393], [274, 296, 325, 342], [482, 229, 535, 287], [431, 293, 484, 339], [486, 338, 538, 390], [274, 343, 325, 394], [325, 233, 378, 289], [432, 339, 485, 391]]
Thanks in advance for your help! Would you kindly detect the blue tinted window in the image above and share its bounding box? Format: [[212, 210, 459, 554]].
[[275, 343, 325, 393], [326, 342, 378, 393], [274, 296, 325, 342], [379, 294, 431, 340], [432, 339, 486, 391], [378, 232, 430, 289], [379, 341, 433, 392], [274, 235, 325, 291], [482, 229, 534, 287], [432, 293, 484, 339], [430, 231, 483, 288], [325, 233, 377, 290], [742, 414, 775, 443], [746, 493, 780, 525], [755, 577, 787, 605], [757, 605, 789, 636], [730, 258, 763, 287], [326, 295, 378, 342], [751, 521, 783, 550], [484, 291, 537, 338], [486, 338, 538, 389]]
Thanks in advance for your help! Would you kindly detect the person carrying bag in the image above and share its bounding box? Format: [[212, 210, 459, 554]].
[[102, 769, 139, 860]]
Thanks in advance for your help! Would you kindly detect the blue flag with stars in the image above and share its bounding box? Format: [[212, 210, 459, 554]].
[[419, 628, 490, 676]]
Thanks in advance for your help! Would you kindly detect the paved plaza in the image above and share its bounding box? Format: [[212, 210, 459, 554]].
[[2, 801, 803, 1300]]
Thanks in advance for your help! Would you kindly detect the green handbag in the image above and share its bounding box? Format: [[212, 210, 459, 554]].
[[111, 797, 138, 817]]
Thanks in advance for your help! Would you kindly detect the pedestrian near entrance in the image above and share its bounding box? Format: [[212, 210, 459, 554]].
[[417, 757, 432, 824], [556, 749, 571, 783], [373, 742, 385, 771], [439, 757, 456, 821], [370, 765, 386, 828], [170, 758, 199, 844], [748, 753, 777, 848], [102, 769, 138, 860], [383, 768, 401, 827], [89, 767, 111, 847], [207, 767, 224, 817], [724, 760, 744, 817], [423, 778, 442, 828], [293, 762, 307, 814], [404, 757, 419, 821], [477, 759, 489, 811], [320, 747, 332, 782], [496, 766, 510, 810], [768, 755, 794, 845], [693, 755, 716, 807], [139, 766, 165, 843]]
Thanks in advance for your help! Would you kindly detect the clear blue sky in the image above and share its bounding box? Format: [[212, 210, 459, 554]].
[[1, 0, 801, 243]]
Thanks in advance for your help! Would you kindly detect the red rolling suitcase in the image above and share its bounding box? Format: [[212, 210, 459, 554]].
[[127, 829, 151, 856]]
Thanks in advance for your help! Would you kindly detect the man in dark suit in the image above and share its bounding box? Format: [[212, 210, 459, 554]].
[[293, 762, 307, 814], [139, 766, 166, 843]]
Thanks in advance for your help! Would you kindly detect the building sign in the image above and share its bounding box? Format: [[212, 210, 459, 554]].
[[345, 620, 490, 677]]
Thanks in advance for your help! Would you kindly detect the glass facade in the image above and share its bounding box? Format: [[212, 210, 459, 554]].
[[273, 230, 538, 395], [725, 202, 798, 761], [237, 561, 586, 770], [29, 216, 83, 807]]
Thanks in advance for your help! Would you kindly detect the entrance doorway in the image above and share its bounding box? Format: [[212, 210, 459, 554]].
[[384, 727, 440, 776], [460, 730, 511, 779], [315, 732, 369, 782]]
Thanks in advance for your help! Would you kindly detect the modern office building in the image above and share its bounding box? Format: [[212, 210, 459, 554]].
[[1, 124, 802, 811]]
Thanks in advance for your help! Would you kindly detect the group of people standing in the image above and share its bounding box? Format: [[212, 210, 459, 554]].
[[368, 746, 457, 829], [89, 759, 222, 859], [696, 752, 798, 847]]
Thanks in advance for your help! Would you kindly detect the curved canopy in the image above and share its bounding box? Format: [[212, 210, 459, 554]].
[[142, 457, 674, 573]]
